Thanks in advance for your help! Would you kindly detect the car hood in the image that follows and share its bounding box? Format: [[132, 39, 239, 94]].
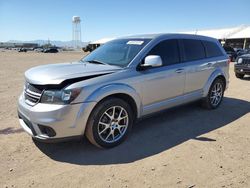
[[25, 61, 122, 85], [239, 54, 250, 58]]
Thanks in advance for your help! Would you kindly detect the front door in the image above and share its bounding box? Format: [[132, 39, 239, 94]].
[[139, 39, 186, 115]]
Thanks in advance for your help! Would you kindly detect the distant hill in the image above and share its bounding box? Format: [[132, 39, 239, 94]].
[[7, 40, 89, 47]]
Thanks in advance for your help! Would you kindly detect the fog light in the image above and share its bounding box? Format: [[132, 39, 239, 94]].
[[38, 125, 56, 137]]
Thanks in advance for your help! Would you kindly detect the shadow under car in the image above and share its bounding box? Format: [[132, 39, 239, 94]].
[[34, 97, 250, 165]]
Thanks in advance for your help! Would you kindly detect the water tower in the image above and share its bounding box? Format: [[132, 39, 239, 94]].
[[72, 16, 81, 48]]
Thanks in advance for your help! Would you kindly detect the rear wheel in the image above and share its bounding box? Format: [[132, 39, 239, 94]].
[[202, 78, 225, 109], [85, 98, 133, 148], [235, 73, 244, 79]]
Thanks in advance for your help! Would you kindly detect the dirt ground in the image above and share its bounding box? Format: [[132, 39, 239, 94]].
[[0, 51, 249, 188]]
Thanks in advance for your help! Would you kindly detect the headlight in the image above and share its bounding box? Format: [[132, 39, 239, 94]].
[[40, 88, 81, 104], [237, 58, 243, 64]]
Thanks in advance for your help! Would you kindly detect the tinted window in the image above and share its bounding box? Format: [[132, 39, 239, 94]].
[[182, 39, 206, 61], [148, 39, 180, 66], [203, 41, 223, 58]]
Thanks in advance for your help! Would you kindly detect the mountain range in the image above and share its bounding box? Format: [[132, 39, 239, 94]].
[[7, 40, 89, 47]]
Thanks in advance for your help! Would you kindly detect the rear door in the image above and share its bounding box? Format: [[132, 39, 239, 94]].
[[180, 39, 214, 93]]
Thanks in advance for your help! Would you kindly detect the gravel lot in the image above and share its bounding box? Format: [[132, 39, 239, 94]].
[[0, 51, 249, 188]]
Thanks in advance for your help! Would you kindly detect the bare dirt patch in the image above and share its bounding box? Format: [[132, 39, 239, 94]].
[[0, 51, 249, 188]]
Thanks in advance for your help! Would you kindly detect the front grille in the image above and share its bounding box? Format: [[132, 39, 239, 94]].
[[24, 83, 43, 106], [24, 92, 40, 103], [27, 83, 43, 94], [242, 59, 250, 65]]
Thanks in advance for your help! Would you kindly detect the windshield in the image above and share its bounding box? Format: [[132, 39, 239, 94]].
[[81, 39, 151, 67]]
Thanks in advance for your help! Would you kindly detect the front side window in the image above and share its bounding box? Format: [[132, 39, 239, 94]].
[[82, 39, 151, 67], [182, 39, 206, 61], [147, 39, 180, 66]]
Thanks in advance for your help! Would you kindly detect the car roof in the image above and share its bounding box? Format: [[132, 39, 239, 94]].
[[118, 33, 217, 42]]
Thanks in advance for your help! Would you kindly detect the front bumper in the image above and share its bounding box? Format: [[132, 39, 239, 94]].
[[18, 93, 96, 142], [234, 65, 250, 75]]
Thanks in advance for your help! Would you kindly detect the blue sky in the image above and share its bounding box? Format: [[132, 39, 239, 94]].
[[0, 0, 250, 42]]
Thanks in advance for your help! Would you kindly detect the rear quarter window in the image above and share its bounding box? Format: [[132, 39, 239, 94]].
[[203, 40, 223, 58], [182, 39, 206, 61]]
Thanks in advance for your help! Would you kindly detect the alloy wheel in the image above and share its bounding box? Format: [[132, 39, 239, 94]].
[[98, 106, 129, 143], [210, 82, 223, 106]]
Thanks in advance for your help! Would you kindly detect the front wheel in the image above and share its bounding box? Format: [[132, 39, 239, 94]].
[[85, 98, 133, 148], [202, 78, 225, 109]]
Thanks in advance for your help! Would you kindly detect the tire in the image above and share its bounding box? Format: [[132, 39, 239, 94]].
[[235, 73, 244, 79], [202, 78, 225, 109], [85, 98, 134, 148]]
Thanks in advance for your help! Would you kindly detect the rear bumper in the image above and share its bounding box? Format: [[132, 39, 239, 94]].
[[18, 93, 96, 142], [234, 65, 250, 75]]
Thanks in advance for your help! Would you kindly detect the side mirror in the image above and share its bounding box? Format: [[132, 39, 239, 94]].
[[141, 55, 163, 69]]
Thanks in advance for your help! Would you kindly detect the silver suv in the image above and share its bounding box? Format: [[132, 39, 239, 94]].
[[18, 34, 229, 148]]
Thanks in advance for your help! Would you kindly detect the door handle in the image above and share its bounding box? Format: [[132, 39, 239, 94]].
[[175, 68, 184, 73], [207, 63, 213, 67]]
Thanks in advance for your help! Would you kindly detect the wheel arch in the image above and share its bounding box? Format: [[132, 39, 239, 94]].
[[86, 83, 142, 119], [203, 69, 227, 97]]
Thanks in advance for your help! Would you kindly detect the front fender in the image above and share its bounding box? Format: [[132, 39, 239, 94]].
[[202, 68, 226, 97], [85, 83, 142, 118]]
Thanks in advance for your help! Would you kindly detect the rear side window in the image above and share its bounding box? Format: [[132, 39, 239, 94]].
[[203, 40, 223, 58], [148, 39, 180, 66], [182, 39, 206, 61]]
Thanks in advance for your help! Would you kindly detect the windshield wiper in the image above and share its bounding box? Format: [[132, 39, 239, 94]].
[[80, 59, 122, 68], [86, 60, 108, 65]]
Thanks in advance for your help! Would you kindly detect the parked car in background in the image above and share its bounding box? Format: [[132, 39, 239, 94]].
[[223, 45, 237, 61], [18, 34, 229, 148], [82, 38, 115, 52], [18, 48, 27, 52], [43, 48, 59, 53], [34, 48, 44, 53], [82, 44, 93, 52], [234, 54, 250, 78], [234, 48, 242, 53], [237, 49, 250, 57]]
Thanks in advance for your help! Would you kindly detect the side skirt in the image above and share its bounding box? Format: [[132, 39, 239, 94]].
[[141, 89, 203, 117]]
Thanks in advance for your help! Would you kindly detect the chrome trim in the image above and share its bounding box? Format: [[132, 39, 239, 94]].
[[25, 88, 42, 97], [24, 90, 41, 99], [24, 82, 43, 106]]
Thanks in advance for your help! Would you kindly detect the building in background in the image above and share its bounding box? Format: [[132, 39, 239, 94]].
[[0, 42, 38, 49], [84, 25, 250, 52], [182, 25, 250, 49], [82, 38, 115, 52]]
